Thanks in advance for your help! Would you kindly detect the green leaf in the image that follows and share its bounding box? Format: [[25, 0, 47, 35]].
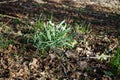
[[56, 20, 65, 29]]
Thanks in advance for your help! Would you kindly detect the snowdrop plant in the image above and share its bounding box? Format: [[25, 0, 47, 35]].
[[32, 20, 73, 53]]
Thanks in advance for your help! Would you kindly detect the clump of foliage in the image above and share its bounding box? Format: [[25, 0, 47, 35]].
[[32, 20, 73, 53], [75, 21, 91, 34], [110, 46, 120, 74], [0, 35, 15, 50]]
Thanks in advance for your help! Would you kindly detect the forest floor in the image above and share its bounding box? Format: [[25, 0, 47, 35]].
[[0, 0, 120, 80]]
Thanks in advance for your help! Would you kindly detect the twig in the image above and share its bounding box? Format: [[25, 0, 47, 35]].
[[0, 0, 18, 4], [0, 14, 26, 25], [1, 19, 12, 27], [61, 63, 68, 76]]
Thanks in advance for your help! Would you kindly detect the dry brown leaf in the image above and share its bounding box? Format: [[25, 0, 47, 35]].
[[29, 58, 39, 69], [79, 61, 88, 71], [65, 50, 76, 58]]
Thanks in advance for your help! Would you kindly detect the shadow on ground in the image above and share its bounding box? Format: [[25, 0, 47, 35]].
[[0, 0, 120, 35]]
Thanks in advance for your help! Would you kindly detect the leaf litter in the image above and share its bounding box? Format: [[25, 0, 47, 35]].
[[0, 0, 120, 80]]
